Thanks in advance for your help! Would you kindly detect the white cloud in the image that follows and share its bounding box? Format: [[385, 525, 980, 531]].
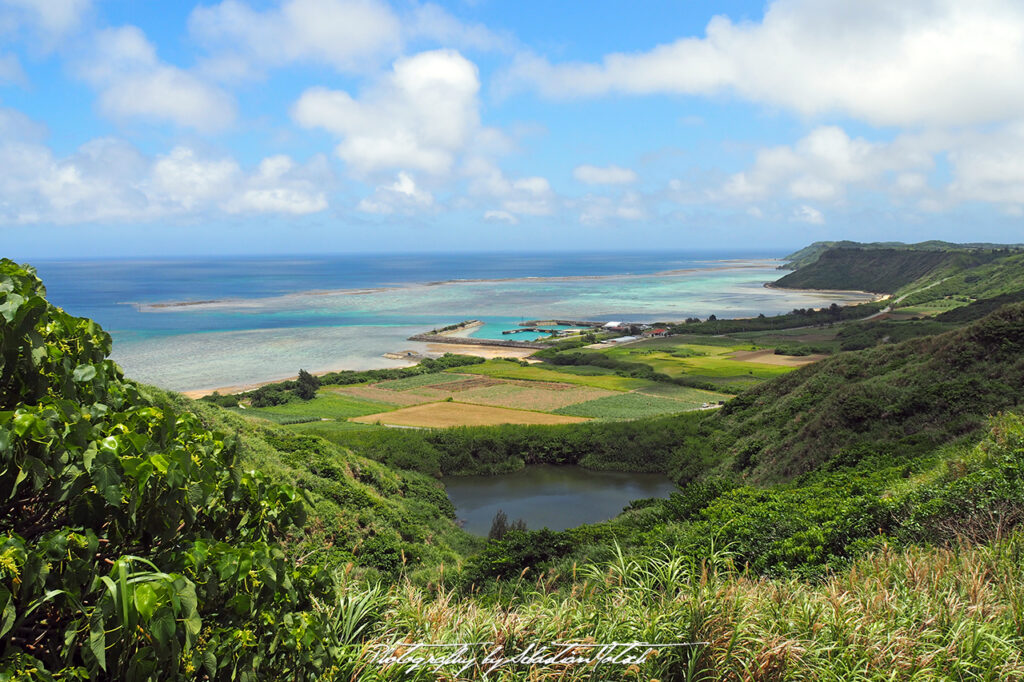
[[794, 205, 825, 225], [503, 0, 1024, 127], [0, 53, 25, 84], [78, 26, 236, 132], [575, 191, 648, 225], [721, 126, 933, 203], [0, 0, 91, 46], [573, 164, 638, 185], [0, 112, 332, 224], [464, 157, 555, 217], [357, 171, 434, 214], [224, 155, 330, 215], [189, 0, 400, 75], [405, 3, 515, 53], [151, 147, 241, 211], [484, 209, 518, 225], [293, 49, 481, 175], [189, 0, 512, 81], [948, 122, 1024, 205]]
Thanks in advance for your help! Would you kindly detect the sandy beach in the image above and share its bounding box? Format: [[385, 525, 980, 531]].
[[179, 340, 543, 398]]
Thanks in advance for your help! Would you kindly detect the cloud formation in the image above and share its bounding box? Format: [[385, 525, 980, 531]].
[[78, 26, 236, 132], [573, 164, 638, 185], [189, 0, 400, 75], [0, 0, 91, 47], [0, 109, 330, 224], [504, 0, 1024, 127], [292, 49, 481, 176]]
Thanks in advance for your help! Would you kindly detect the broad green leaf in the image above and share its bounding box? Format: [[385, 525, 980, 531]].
[[12, 412, 41, 437], [88, 450, 123, 506], [88, 610, 107, 672], [133, 583, 159, 621], [227, 593, 252, 617], [72, 364, 97, 382], [149, 607, 176, 647], [0, 586, 14, 638]]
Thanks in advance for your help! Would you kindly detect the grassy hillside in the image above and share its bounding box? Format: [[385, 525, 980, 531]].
[[780, 239, 1023, 270], [714, 302, 1024, 482], [774, 247, 962, 292]]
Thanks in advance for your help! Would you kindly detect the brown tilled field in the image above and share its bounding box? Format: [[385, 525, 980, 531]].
[[325, 385, 432, 406], [350, 402, 589, 427], [452, 382, 617, 411]]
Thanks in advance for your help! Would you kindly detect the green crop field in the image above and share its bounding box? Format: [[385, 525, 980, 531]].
[[374, 372, 476, 391], [603, 340, 793, 380], [451, 359, 655, 391], [554, 392, 702, 420], [633, 383, 731, 404], [285, 419, 385, 442], [239, 392, 399, 423]]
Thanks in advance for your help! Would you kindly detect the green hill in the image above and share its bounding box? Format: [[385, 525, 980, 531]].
[[774, 247, 961, 292], [714, 302, 1024, 482], [780, 239, 1024, 270]]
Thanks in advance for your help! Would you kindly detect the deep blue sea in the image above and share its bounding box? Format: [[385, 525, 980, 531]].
[[26, 251, 872, 391]]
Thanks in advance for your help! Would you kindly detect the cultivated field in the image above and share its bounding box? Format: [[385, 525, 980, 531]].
[[351, 401, 590, 427], [238, 392, 398, 423], [603, 337, 799, 391], [452, 359, 655, 391], [554, 393, 709, 420], [244, 357, 732, 428]]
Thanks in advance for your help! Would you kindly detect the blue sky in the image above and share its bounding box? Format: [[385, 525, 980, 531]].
[[3, 0, 1024, 258]]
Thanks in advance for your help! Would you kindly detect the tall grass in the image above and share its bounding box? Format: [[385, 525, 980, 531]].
[[336, 534, 1024, 680]]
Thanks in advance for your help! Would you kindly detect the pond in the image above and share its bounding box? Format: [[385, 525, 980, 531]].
[[442, 465, 677, 536]]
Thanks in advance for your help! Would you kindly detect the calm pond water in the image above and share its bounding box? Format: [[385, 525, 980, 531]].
[[442, 465, 678, 536]]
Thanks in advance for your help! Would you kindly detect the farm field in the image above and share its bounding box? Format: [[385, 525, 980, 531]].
[[451, 358, 656, 391], [601, 337, 803, 389], [326, 384, 434, 405], [632, 383, 731, 403], [554, 393, 712, 420], [375, 372, 475, 390], [239, 360, 722, 428], [237, 392, 398, 423], [350, 402, 590, 427]]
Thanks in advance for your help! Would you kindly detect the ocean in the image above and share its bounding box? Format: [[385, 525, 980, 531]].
[[28, 251, 872, 392]]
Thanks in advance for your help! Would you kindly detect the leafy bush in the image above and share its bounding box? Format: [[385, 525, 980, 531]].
[[0, 260, 346, 679]]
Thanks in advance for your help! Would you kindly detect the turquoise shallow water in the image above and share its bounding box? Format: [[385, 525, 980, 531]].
[[31, 253, 874, 391]]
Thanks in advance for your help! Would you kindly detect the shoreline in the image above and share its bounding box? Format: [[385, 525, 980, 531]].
[[179, 339, 542, 399], [764, 282, 891, 302], [177, 286, 881, 398]]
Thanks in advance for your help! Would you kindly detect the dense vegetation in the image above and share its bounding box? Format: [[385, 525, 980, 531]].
[[6, 244, 1024, 679], [779, 239, 1023, 270], [714, 303, 1024, 482], [0, 260, 466, 679], [775, 247, 962, 292]]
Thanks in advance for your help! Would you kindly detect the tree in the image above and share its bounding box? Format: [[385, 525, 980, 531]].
[[295, 368, 319, 400], [488, 510, 509, 540], [488, 510, 527, 540]]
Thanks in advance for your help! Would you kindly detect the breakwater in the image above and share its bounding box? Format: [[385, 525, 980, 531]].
[[407, 333, 551, 349], [520, 319, 605, 327]]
